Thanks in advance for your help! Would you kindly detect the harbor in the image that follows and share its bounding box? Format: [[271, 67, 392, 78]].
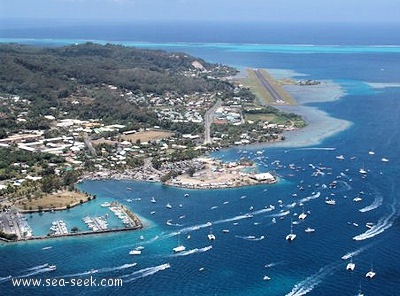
[[0, 201, 143, 243]]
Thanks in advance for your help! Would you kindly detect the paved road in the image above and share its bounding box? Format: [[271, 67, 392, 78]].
[[254, 69, 283, 103], [204, 99, 222, 145]]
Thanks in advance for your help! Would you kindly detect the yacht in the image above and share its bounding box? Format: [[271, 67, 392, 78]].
[[173, 245, 186, 253], [346, 257, 355, 271], [304, 227, 315, 233], [286, 222, 296, 241]]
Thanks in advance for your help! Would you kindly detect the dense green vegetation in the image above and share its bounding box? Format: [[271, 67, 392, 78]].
[[0, 43, 236, 129]]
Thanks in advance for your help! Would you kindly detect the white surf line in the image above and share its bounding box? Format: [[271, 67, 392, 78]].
[[121, 263, 171, 283], [285, 262, 340, 296], [353, 204, 398, 241], [359, 195, 383, 213]]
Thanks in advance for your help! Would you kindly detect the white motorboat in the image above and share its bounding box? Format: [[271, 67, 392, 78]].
[[304, 227, 315, 233], [208, 234, 216, 240], [173, 245, 186, 253], [166, 203, 172, 209], [359, 168, 367, 174], [263, 275, 271, 281], [151, 197, 156, 203], [381, 158, 389, 162], [336, 155, 345, 160], [129, 249, 142, 255], [48, 265, 57, 271]]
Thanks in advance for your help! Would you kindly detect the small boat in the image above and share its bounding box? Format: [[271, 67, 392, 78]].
[[150, 211, 156, 215], [151, 197, 156, 203], [166, 203, 172, 209], [263, 275, 271, 281], [222, 229, 230, 233], [298, 212, 307, 220], [129, 249, 142, 255], [48, 265, 57, 271], [366, 269, 376, 279], [346, 257, 355, 271], [304, 227, 315, 233], [199, 267, 205, 272], [208, 234, 216, 240], [353, 197, 362, 202], [184, 193, 189, 197], [286, 222, 296, 241], [336, 155, 345, 160], [381, 158, 389, 162], [101, 202, 111, 207], [368, 151, 375, 155], [173, 245, 186, 253], [359, 168, 367, 174], [325, 199, 336, 205]]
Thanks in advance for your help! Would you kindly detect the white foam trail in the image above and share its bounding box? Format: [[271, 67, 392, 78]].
[[299, 192, 320, 204], [235, 235, 265, 241], [285, 263, 339, 296], [122, 263, 171, 283], [165, 222, 213, 238], [0, 275, 12, 283], [272, 210, 291, 217], [173, 245, 212, 257], [97, 262, 138, 273], [341, 243, 374, 260], [17, 267, 54, 278], [24, 263, 49, 271], [353, 204, 398, 241], [359, 195, 383, 212]]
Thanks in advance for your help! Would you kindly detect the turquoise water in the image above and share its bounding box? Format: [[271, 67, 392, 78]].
[[1, 26, 400, 295]]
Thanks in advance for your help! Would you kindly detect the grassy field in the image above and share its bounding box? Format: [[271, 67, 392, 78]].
[[16, 190, 88, 210], [121, 130, 173, 143], [240, 68, 296, 105]]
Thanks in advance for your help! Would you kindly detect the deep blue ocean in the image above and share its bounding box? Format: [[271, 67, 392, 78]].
[[1, 22, 400, 296]]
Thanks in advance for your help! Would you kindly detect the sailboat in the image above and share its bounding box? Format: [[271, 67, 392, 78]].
[[173, 233, 186, 253], [151, 196, 156, 203], [286, 220, 296, 241], [346, 256, 355, 271]]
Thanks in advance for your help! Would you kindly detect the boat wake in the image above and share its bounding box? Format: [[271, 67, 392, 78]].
[[294, 147, 336, 151], [121, 263, 171, 283], [17, 266, 55, 278], [359, 195, 383, 212], [353, 204, 398, 241], [172, 245, 212, 257], [341, 243, 375, 260], [285, 263, 340, 296], [235, 235, 265, 241], [299, 192, 321, 204], [24, 263, 49, 271], [0, 275, 12, 283], [59, 263, 137, 278]]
